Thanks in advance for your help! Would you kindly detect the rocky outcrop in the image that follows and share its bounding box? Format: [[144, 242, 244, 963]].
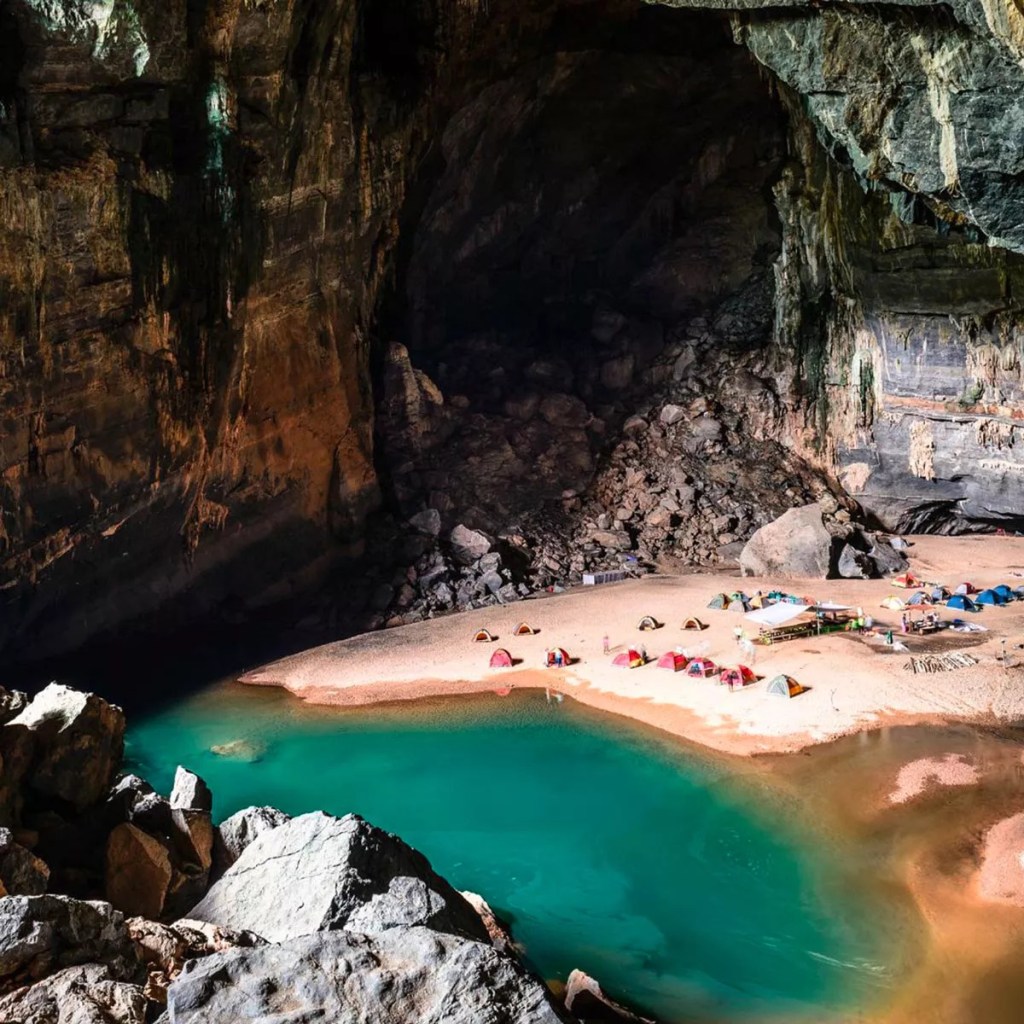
[[187, 811, 490, 944], [0, 962, 147, 1024], [739, 504, 833, 579], [165, 927, 569, 1024], [0, 828, 49, 896], [0, 895, 140, 989], [564, 969, 655, 1024], [8, 684, 125, 810], [211, 805, 289, 879]]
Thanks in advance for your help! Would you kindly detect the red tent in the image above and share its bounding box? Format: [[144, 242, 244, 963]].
[[657, 652, 688, 672], [613, 648, 645, 669], [721, 665, 756, 690], [545, 648, 570, 668], [489, 648, 513, 669], [687, 657, 716, 678]]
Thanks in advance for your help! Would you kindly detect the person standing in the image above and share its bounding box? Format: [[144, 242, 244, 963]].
[[602, 633, 610, 654]]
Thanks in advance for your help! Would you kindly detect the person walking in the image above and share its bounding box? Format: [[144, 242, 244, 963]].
[[602, 633, 610, 655]]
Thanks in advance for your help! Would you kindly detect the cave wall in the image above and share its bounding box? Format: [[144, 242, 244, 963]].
[[650, 0, 1024, 531]]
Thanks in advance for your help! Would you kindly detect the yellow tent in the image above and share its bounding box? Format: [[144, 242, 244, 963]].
[[880, 596, 906, 611]]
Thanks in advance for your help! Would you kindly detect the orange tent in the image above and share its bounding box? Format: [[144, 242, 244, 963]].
[[513, 622, 536, 636], [473, 628, 496, 642], [681, 617, 705, 631]]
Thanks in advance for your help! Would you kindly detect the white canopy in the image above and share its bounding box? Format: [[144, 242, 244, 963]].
[[744, 603, 811, 626], [814, 602, 853, 612]]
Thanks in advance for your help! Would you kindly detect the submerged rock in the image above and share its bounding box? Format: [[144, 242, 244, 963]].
[[187, 811, 490, 944], [166, 927, 569, 1024], [209, 738, 266, 763], [564, 969, 655, 1023]]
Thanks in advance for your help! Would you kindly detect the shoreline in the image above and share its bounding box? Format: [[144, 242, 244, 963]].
[[241, 534, 1024, 758]]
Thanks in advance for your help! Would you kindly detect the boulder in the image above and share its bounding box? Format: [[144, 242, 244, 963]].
[[0, 895, 139, 985], [460, 891, 515, 954], [658, 404, 685, 426], [538, 393, 590, 429], [739, 504, 833, 579], [837, 543, 872, 579], [0, 827, 49, 895], [105, 824, 173, 920], [590, 530, 631, 551], [186, 812, 490, 944], [450, 524, 492, 565], [9, 684, 125, 809], [0, 688, 28, 726], [409, 508, 442, 537], [600, 354, 635, 392], [166, 927, 568, 1024], [168, 768, 211, 813], [564, 969, 655, 1023], [127, 917, 262, 1004], [0, 963, 146, 1024], [869, 539, 909, 575], [212, 806, 290, 879]]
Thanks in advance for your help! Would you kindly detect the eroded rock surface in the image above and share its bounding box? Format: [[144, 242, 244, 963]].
[[187, 811, 490, 944], [165, 927, 569, 1024]]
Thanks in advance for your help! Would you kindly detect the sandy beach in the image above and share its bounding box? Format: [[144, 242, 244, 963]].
[[242, 534, 1024, 756]]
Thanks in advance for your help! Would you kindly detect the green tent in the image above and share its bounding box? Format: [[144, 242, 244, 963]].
[[707, 594, 728, 610]]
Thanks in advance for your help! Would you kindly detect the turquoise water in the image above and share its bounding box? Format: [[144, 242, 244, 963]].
[[126, 686, 897, 1022]]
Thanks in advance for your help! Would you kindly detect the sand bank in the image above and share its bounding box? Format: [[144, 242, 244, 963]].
[[242, 534, 1024, 756]]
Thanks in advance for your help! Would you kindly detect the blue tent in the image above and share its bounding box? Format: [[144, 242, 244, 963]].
[[947, 594, 978, 611], [994, 584, 1015, 602], [976, 589, 1003, 606], [907, 592, 930, 606]]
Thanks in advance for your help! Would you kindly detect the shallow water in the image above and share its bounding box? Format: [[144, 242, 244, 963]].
[[126, 685, 916, 1022]]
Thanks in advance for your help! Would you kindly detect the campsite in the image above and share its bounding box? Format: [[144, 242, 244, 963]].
[[245, 534, 1024, 758]]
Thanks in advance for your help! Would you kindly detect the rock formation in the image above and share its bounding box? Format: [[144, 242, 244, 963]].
[[0, 684, 614, 1024], [1, 0, 1021, 662]]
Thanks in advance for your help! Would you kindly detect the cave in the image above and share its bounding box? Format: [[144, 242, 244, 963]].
[[3, 0, 1024, 660]]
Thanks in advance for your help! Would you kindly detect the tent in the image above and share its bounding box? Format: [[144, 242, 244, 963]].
[[748, 593, 765, 610], [767, 590, 787, 601], [906, 592, 931, 606], [976, 588, 1003, 606], [880, 595, 906, 611], [489, 649, 513, 668], [473, 628, 496, 643], [728, 598, 751, 613], [729, 591, 750, 604], [766, 674, 807, 698], [721, 665, 757, 690], [613, 648, 645, 669], [930, 586, 949, 602], [1014, 586, 1024, 601], [994, 585, 1015, 602], [687, 657, 716, 678], [657, 651, 688, 672], [681, 617, 705, 631], [545, 648, 571, 667], [954, 582, 975, 595], [637, 615, 661, 631], [707, 594, 729, 610], [946, 594, 977, 612], [513, 622, 536, 636], [891, 573, 919, 588]]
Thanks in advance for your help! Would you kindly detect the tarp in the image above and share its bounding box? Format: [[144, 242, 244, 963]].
[[745, 603, 811, 626], [814, 602, 852, 612]]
